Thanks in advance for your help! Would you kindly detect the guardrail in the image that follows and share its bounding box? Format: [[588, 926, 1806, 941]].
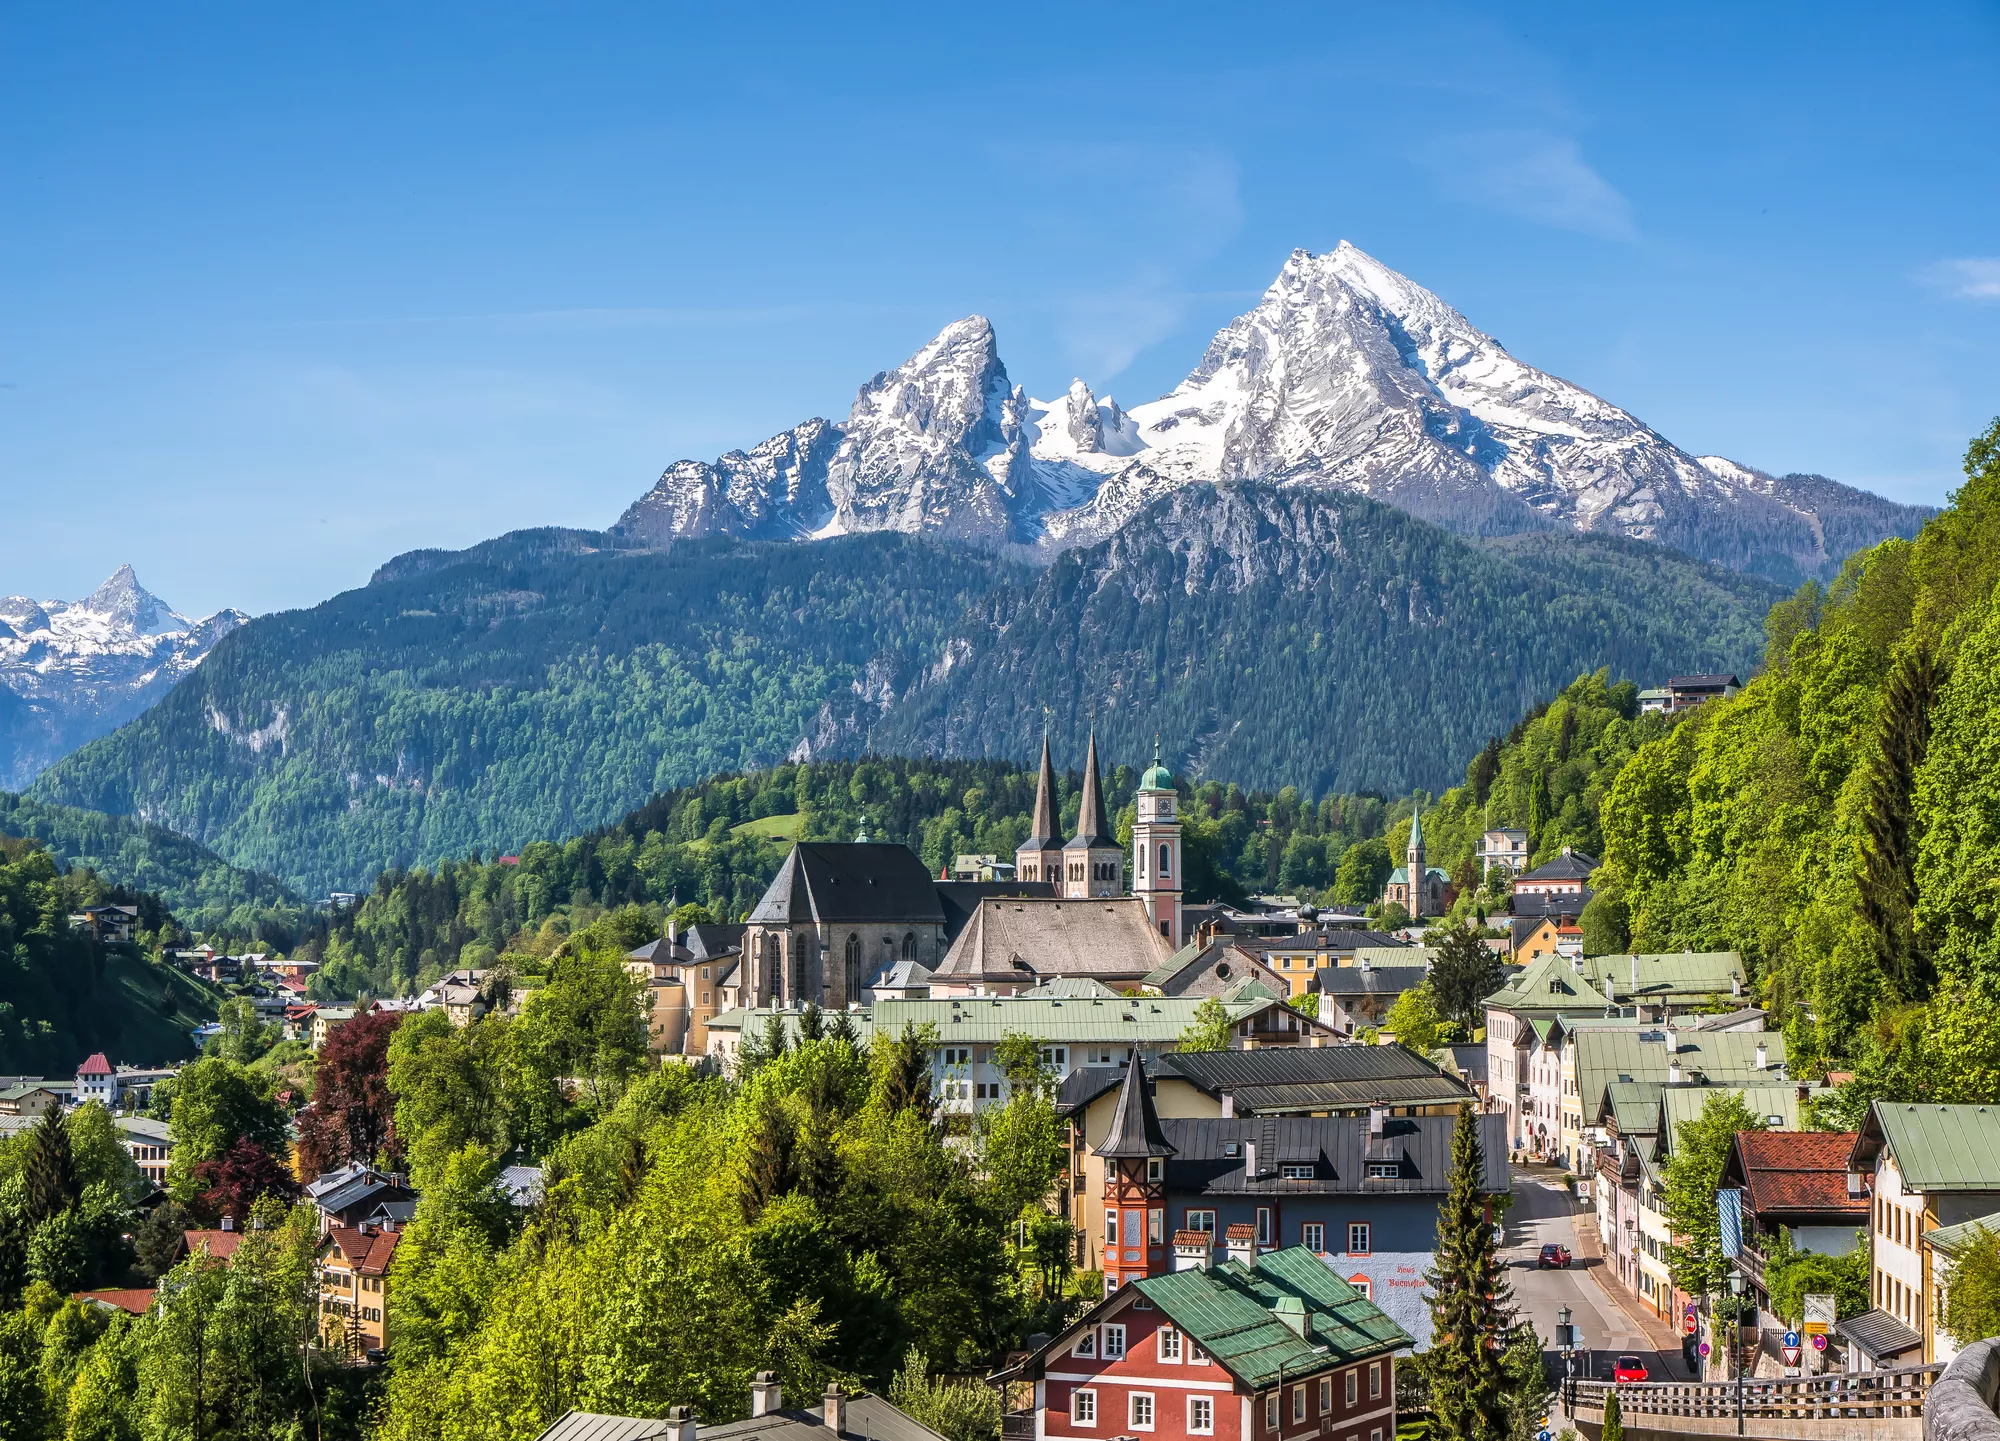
[[1572, 1364, 1942, 1422]]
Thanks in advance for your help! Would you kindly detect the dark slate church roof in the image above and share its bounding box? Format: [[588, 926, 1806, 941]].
[[1063, 731, 1116, 852], [1055, 1044, 1474, 1118], [747, 844, 946, 925]]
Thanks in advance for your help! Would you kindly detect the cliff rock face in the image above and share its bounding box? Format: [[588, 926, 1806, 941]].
[[615, 243, 1929, 585], [0, 566, 246, 787]]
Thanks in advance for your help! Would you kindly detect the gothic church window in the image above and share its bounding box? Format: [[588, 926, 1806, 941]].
[[902, 933, 916, 962]]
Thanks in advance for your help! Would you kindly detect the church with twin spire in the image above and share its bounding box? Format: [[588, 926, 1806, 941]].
[[1015, 732, 1183, 943]]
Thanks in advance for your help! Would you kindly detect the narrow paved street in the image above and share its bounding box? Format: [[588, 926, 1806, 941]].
[[1504, 1167, 1690, 1387]]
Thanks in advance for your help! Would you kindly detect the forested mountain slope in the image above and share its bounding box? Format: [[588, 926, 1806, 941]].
[[863, 484, 1777, 796], [1582, 421, 2000, 1107], [34, 487, 1775, 898], [0, 791, 298, 933], [0, 835, 218, 1070], [33, 531, 1015, 897]]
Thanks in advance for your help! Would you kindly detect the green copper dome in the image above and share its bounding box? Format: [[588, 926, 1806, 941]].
[[1140, 736, 1173, 792]]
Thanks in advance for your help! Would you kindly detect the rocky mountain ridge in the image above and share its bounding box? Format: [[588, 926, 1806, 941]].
[[614, 242, 1930, 584], [0, 565, 247, 787]]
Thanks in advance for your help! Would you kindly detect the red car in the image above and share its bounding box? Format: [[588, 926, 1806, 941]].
[[1613, 1356, 1650, 1383], [1538, 1243, 1572, 1268]]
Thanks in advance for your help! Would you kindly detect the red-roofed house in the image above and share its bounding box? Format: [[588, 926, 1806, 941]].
[[320, 1224, 401, 1357], [74, 1287, 156, 1316], [75, 1053, 116, 1106], [1720, 1130, 1869, 1321], [184, 1225, 246, 1263]]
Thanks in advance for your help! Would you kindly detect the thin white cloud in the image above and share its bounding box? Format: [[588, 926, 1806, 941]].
[[1918, 258, 2000, 302], [1431, 132, 1638, 242]]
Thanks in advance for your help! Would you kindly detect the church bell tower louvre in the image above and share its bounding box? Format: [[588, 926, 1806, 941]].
[[1132, 737, 1183, 945]]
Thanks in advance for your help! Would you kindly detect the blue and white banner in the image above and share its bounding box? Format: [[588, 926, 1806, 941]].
[[1719, 1188, 1742, 1260]]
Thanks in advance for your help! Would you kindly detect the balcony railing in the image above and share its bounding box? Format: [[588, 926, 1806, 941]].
[[1571, 1363, 1942, 1423]]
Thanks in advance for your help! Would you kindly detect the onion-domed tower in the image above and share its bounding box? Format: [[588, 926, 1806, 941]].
[[1133, 738, 1183, 944]]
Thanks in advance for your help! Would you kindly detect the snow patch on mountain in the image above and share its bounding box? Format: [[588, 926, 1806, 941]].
[[0, 567, 247, 787]]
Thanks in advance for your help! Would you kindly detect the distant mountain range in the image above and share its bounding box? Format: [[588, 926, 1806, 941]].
[[0, 565, 246, 787], [614, 242, 1931, 585]]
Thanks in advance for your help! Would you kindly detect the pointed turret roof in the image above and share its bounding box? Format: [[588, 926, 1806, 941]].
[[1064, 730, 1115, 851], [1097, 1048, 1176, 1159], [1407, 810, 1424, 853], [1024, 734, 1060, 849]]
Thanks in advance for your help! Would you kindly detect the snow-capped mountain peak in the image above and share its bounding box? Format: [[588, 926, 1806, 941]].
[[0, 567, 248, 787], [615, 242, 1929, 582]]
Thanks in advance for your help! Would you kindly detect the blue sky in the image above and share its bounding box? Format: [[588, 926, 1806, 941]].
[[4, 1, 1997, 618]]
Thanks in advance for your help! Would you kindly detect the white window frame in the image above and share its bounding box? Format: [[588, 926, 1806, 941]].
[[1280, 1164, 1313, 1179], [1106, 1212, 1119, 1245], [1318, 1377, 1331, 1413], [1186, 1396, 1214, 1435], [1149, 1208, 1164, 1244], [1256, 1208, 1273, 1245], [1072, 1329, 1096, 1358], [1186, 1208, 1216, 1233], [1158, 1326, 1183, 1362], [1347, 1222, 1371, 1254], [1190, 1341, 1210, 1366], [1292, 1384, 1306, 1422], [1303, 1223, 1325, 1253], [1129, 1393, 1154, 1432], [1071, 1389, 1097, 1426], [1265, 1394, 1279, 1431], [1147, 1156, 1164, 1182], [1369, 1362, 1382, 1400], [1102, 1324, 1127, 1360], [1345, 1370, 1358, 1407]]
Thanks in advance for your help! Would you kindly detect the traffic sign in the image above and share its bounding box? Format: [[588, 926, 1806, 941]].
[[1684, 1313, 1699, 1336], [1782, 1331, 1801, 1348], [1698, 1341, 1711, 1358], [1812, 1334, 1828, 1352], [1783, 1346, 1802, 1367], [1803, 1293, 1836, 1337]]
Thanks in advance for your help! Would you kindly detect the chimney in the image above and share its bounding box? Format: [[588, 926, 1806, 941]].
[[824, 1384, 846, 1434], [1369, 1101, 1388, 1136], [1731, 974, 1742, 998], [1225, 1224, 1255, 1267], [1221, 1091, 1235, 1118], [1663, 1025, 1678, 1057], [1244, 1140, 1259, 1179], [1174, 1230, 1215, 1272], [1755, 1042, 1769, 1072], [1630, 955, 1640, 993], [666, 1407, 697, 1441], [751, 1372, 782, 1417], [1274, 1294, 1309, 1337], [1847, 1169, 1866, 1198], [220, 1213, 235, 1232]]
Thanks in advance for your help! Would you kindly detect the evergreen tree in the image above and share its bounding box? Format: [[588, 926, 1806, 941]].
[[1857, 646, 1940, 1000], [1429, 923, 1504, 1033], [21, 1106, 80, 1225], [1601, 1388, 1623, 1441], [1416, 1104, 1511, 1441], [879, 1023, 935, 1119]]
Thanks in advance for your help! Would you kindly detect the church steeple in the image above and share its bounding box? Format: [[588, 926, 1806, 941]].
[[1014, 732, 1066, 887], [1068, 730, 1112, 847], [1025, 734, 1059, 848], [1061, 730, 1122, 898]]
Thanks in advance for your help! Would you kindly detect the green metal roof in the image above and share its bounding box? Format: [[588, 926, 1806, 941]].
[[1654, 1085, 1809, 1157], [1604, 1081, 1667, 1134], [869, 993, 1280, 1045], [1134, 1246, 1409, 1384], [1581, 951, 1745, 998], [1871, 1104, 2000, 1192], [1573, 1028, 1785, 1124], [1925, 1209, 2000, 1260]]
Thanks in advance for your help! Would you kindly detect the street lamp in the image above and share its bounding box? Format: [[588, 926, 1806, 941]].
[[1729, 1270, 1746, 1437], [1557, 1305, 1579, 1418]]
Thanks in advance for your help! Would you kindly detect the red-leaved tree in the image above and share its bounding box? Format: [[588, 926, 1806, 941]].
[[191, 1136, 301, 1224], [297, 1010, 405, 1178]]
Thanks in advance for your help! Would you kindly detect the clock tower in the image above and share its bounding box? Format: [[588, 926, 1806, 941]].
[[1133, 740, 1182, 945]]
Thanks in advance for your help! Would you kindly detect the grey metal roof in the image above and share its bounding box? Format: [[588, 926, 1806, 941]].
[[1837, 1309, 1922, 1362], [704, 1399, 944, 1441], [1157, 1112, 1508, 1196], [1518, 849, 1598, 883], [1315, 966, 1429, 997], [535, 1412, 676, 1440]]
